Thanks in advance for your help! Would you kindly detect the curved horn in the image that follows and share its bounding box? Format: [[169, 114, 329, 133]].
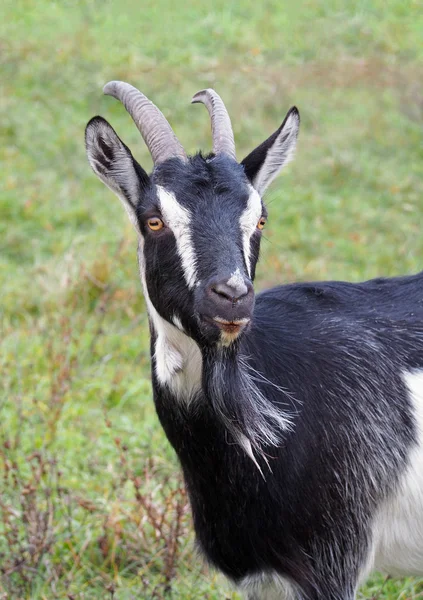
[[191, 89, 236, 160], [103, 81, 187, 164]]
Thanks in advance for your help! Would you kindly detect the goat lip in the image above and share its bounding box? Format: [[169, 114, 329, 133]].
[[203, 316, 250, 333]]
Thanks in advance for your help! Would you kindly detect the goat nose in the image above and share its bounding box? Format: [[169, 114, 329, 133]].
[[201, 274, 255, 321], [211, 279, 250, 303]]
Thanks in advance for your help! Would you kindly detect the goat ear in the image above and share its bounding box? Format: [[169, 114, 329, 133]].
[[241, 107, 300, 196], [85, 116, 150, 233]]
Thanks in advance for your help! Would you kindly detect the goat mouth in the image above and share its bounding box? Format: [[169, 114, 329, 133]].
[[214, 317, 250, 331], [205, 316, 250, 333]]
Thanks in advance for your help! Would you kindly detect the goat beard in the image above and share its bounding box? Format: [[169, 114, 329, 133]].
[[201, 344, 292, 465]]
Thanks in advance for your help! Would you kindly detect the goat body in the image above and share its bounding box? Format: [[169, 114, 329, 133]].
[[85, 82, 423, 599]]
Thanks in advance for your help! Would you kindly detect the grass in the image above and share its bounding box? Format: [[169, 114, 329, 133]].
[[1, 0, 422, 597]]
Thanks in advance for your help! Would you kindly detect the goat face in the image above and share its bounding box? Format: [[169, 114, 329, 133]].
[[142, 155, 262, 346], [85, 84, 299, 347]]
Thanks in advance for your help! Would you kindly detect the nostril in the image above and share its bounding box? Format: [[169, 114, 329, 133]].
[[212, 286, 233, 301], [211, 280, 250, 303]]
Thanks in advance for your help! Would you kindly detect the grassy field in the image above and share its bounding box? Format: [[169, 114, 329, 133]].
[[1, 0, 422, 597]]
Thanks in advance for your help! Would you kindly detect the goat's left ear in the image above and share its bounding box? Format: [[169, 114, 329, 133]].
[[241, 107, 300, 196]]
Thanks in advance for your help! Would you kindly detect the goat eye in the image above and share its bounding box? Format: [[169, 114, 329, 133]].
[[147, 217, 164, 231], [257, 217, 266, 230]]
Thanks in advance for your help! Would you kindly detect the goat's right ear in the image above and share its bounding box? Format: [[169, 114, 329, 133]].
[[85, 116, 149, 233]]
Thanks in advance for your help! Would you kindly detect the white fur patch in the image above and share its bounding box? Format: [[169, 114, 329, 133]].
[[252, 110, 300, 196], [238, 571, 297, 600], [370, 369, 423, 577], [172, 315, 185, 331], [239, 186, 262, 277], [156, 186, 198, 289], [226, 268, 247, 296], [137, 240, 202, 403]]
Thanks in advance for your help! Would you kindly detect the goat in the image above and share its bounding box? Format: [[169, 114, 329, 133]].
[[85, 81, 423, 599]]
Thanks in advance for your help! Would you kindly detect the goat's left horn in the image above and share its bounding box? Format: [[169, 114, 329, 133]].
[[103, 81, 187, 165], [191, 89, 236, 161]]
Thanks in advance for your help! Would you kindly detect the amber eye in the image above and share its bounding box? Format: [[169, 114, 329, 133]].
[[257, 217, 267, 230], [147, 217, 164, 231]]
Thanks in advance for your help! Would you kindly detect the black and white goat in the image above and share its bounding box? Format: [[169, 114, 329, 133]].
[[85, 82, 423, 599]]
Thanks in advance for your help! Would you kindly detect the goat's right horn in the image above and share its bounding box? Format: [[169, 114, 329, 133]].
[[191, 89, 236, 161], [103, 81, 187, 165]]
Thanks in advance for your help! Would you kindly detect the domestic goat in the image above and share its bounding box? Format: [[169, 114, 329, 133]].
[[85, 82, 423, 599]]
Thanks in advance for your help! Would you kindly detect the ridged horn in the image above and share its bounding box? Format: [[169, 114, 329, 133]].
[[191, 88, 236, 160], [103, 81, 187, 164]]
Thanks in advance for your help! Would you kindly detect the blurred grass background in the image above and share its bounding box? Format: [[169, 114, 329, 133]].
[[1, 0, 422, 598]]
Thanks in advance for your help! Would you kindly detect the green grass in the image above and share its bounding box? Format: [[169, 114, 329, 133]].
[[1, 0, 422, 597]]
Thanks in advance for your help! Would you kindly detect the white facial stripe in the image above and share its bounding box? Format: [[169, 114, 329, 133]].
[[156, 186, 197, 289], [226, 268, 247, 296], [239, 186, 262, 277]]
